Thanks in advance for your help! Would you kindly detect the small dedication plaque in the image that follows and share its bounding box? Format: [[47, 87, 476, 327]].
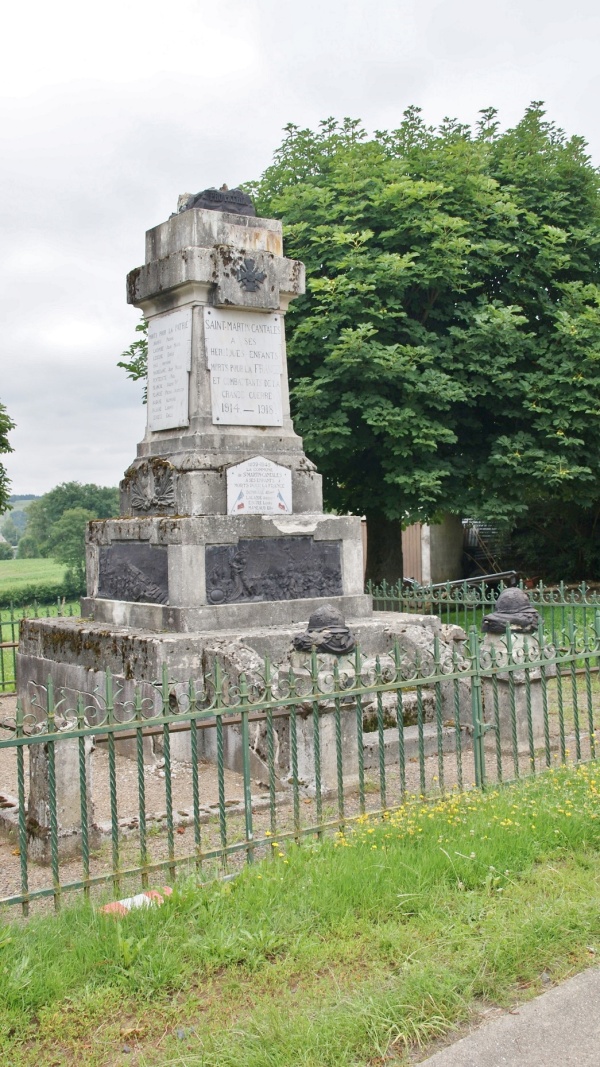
[[147, 308, 192, 431], [204, 307, 283, 426], [227, 456, 292, 515]]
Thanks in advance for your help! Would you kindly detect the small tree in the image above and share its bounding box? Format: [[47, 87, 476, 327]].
[[1, 516, 19, 545], [45, 507, 96, 586], [117, 319, 148, 398], [16, 534, 39, 560], [0, 540, 13, 560]]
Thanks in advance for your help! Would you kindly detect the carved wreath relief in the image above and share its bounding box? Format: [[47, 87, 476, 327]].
[[129, 464, 175, 513]]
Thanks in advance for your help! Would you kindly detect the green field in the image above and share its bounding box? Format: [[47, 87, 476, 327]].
[[0, 558, 67, 597]]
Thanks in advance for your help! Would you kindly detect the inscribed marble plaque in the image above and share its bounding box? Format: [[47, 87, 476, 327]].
[[204, 307, 283, 426], [227, 457, 292, 515], [147, 308, 192, 431]]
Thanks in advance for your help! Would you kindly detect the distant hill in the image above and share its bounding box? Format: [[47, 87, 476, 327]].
[[3, 496, 40, 536]]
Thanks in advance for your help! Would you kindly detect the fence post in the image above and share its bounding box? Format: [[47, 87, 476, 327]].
[[469, 627, 486, 788]]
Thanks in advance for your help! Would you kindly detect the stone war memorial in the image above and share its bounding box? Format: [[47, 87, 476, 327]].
[[17, 187, 470, 858]]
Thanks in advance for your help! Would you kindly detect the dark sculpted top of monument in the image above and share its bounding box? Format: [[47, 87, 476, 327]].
[[293, 605, 356, 655], [482, 588, 540, 634], [179, 184, 256, 217]]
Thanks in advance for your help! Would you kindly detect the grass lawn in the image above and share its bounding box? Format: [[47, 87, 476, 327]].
[[0, 558, 66, 597], [2, 764, 600, 1066]]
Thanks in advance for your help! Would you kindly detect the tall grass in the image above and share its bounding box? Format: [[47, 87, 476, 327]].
[[2, 765, 600, 1066]]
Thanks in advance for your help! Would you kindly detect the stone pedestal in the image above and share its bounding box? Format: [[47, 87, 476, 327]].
[[480, 632, 546, 753], [83, 201, 369, 631], [82, 512, 367, 632], [27, 734, 99, 864], [18, 613, 462, 783], [20, 196, 369, 661]]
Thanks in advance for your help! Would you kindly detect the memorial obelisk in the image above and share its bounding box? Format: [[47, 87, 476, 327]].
[[18, 188, 371, 701], [84, 186, 370, 631]]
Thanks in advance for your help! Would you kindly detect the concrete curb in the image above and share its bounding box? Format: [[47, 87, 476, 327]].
[[418, 966, 600, 1066]]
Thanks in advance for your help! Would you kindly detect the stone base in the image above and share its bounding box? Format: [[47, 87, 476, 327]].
[[480, 632, 550, 753], [18, 609, 451, 693], [85, 512, 366, 628], [15, 611, 471, 861], [17, 610, 469, 766], [482, 679, 544, 752], [363, 723, 465, 769], [26, 735, 101, 864], [81, 592, 373, 633]]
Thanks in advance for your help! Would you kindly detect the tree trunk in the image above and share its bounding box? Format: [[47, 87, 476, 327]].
[[364, 513, 403, 585]]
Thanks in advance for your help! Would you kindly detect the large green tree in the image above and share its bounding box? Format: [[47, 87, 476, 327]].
[[24, 482, 119, 565], [0, 402, 15, 516], [248, 106, 600, 580]]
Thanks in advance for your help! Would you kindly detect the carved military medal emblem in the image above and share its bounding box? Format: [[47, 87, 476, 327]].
[[237, 258, 266, 292]]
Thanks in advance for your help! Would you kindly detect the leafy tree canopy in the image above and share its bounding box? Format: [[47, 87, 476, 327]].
[[45, 507, 97, 584], [25, 482, 119, 560], [1, 516, 20, 546], [0, 402, 15, 516], [249, 107, 600, 547], [0, 540, 13, 560], [16, 534, 39, 560], [117, 319, 149, 400]]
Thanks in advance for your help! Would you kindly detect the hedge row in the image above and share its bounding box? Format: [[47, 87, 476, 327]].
[[0, 575, 85, 610]]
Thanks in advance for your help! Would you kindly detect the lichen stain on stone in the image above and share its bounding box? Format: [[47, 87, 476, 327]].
[[126, 266, 142, 303], [266, 231, 283, 256]]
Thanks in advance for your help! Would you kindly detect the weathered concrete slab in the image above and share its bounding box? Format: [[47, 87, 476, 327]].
[[418, 967, 600, 1066]]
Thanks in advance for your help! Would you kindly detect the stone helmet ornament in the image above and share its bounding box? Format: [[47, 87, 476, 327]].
[[482, 588, 540, 634], [292, 605, 356, 654]]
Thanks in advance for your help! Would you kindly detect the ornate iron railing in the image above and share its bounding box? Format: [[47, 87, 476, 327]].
[[1, 613, 599, 916], [367, 578, 600, 640]]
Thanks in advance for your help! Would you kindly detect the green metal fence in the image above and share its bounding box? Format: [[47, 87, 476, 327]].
[[1, 611, 599, 916], [368, 578, 600, 642], [0, 601, 80, 692]]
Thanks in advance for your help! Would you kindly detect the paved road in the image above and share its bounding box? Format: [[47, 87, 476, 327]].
[[419, 967, 600, 1066]]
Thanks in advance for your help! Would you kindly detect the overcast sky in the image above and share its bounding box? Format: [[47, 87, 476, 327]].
[[2, 0, 599, 496]]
